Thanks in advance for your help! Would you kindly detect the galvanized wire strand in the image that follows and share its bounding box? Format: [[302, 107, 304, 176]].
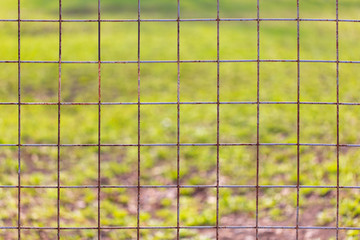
[[136, 0, 141, 239], [255, 0, 260, 238], [1, 59, 360, 64], [56, 0, 62, 239], [295, 0, 300, 239], [1, 225, 360, 230], [216, 0, 220, 239], [0, 184, 359, 189], [335, 0, 340, 239], [0, 18, 360, 23], [17, 0, 22, 239], [176, 0, 181, 239], [1, 143, 360, 147], [97, 0, 102, 239]]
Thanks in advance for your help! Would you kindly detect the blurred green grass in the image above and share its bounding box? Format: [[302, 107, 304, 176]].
[[1, 0, 360, 239]]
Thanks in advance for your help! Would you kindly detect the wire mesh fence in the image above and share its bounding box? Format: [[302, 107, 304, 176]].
[[0, 0, 360, 239]]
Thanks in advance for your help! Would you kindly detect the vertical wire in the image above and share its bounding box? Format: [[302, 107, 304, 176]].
[[335, 0, 340, 238], [176, 0, 181, 239], [97, 0, 102, 239], [57, 0, 62, 239], [256, 0, 260, 239], [216, 0, 220, 239], [296, 0, 300, 239], [137, 0, 141, 239], [17, 0, 21, 239]]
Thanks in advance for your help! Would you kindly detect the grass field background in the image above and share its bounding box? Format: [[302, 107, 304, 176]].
[[1, 0, 360, 239]]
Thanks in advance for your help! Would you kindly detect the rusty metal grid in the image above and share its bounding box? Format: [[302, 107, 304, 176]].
[[0, 0, 357, 239]]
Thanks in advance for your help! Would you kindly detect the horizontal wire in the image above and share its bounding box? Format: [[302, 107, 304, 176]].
[[1, 143, 360, 147], [2, 184, 360, 189], [0, 18, 360, 23], [1, 60, 360, 64], [0, 101, 360, 106], [1, 226, 360, 230]]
